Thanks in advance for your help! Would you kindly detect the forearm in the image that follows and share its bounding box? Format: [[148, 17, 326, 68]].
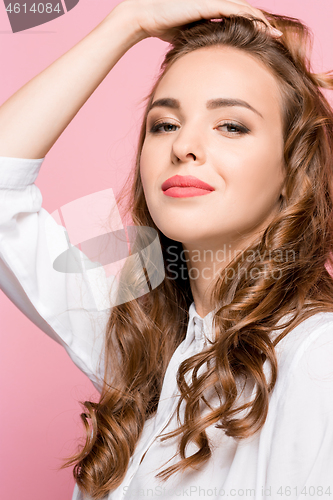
[[0, 4, 146, 159]]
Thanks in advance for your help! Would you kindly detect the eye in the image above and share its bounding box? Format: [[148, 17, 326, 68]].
[[217, 122, 249, 135], [149, 121, 179, 134], [148, 120, 249, 135]]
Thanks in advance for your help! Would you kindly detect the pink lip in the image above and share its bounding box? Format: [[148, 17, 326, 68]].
[[161, 175, 215, 194]]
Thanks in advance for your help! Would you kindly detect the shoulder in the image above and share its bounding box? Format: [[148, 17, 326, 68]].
[[272, 311, 333, 400], [296, 312, 333, 386], [274, 311, 333, 367], [263, 313, 333, 488]]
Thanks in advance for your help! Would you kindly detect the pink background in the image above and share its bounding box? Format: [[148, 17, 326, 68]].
[[1, 1, 333, 498]]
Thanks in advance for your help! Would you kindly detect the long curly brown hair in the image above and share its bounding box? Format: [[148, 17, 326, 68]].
[[62, 10, 333, 499]]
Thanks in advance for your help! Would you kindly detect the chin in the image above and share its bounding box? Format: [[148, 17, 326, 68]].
[[153, 220, 195, 243]]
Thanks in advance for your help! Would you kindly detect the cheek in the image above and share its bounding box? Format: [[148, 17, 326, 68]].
[[235, 138, 283, 189], [140, 141, 166, 193], [222, 144, 284, 214], [140, 141, 155, 175], [139, 154, 157, 208], [139, 148, 151, 192], [139, 164, 149, 203]]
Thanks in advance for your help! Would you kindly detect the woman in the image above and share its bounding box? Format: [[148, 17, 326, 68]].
[[1, 0, 333, 499]]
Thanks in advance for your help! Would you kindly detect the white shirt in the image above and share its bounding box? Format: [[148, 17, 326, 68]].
[[1, 156, 333, 500]]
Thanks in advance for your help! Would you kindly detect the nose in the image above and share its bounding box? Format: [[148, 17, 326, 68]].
[[171, 126, 206, 165]]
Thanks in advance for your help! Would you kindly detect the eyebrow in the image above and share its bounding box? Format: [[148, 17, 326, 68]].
[[147, 97, 264, 119]]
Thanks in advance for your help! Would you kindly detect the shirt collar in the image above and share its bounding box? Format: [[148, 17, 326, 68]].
[[180, 303, 296, 356], [180, 301, 217, 354]]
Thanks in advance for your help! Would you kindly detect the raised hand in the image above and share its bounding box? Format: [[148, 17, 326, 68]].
[[122, 0, 282, 43]]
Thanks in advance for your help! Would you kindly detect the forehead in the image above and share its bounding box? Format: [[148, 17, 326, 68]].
[[153, 46, 283, 123]]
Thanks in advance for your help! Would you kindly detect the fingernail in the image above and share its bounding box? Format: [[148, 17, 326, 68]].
[[270, 27, 283, 38]]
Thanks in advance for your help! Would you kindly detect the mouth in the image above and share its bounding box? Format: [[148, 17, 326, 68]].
[[161, 175, 215, 198]]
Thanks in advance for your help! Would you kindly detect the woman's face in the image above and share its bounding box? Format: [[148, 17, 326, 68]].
[[140, 46, 286, 250]]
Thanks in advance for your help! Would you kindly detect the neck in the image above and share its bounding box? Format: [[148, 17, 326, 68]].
[[183, 234, 260, 318]]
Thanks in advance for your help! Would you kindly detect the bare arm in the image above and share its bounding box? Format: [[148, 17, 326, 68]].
[[0, 4, 147, 159]]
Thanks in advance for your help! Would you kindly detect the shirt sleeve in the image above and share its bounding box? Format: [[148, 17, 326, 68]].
[[263, 317, 333, 499], [0, 156, 119, 392]]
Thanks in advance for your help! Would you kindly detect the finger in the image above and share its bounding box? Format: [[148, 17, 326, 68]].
[[212, 0, 283, 38], [234, 1, 283, 37]]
